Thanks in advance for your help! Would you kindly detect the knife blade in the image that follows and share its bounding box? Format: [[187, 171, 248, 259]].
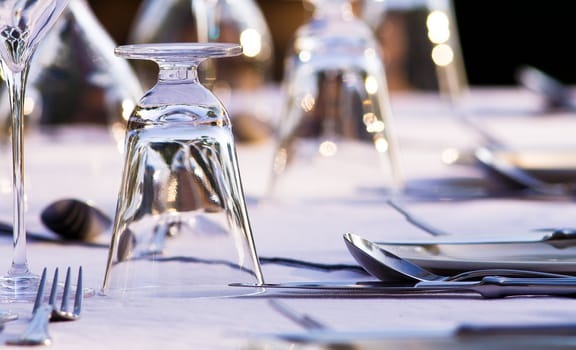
[[232, 277, 576, 298]]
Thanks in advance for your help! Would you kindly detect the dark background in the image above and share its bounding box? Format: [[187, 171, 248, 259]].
[[86, 0, 576, 87], [453, 1, 576, 86]]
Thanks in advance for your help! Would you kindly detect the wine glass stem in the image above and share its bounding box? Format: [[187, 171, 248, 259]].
[[4, 67, 30, 276]]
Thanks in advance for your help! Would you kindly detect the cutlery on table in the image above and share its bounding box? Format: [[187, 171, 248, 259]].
[[474, 146, 572, 196], [343, 232, 574, 283], [342, 232, 576, 298], [0, 222, 108, 248], [232, 232, 576, 299], [40, 198, 111, 243], [0, 198, 110, 247], [516, 65, 574, 111], [440, 86, 575, 196], [265, 299, 576, 345], [234, 278, 576, 298], [6, 266, 83, 346], [44, 267, 83, 322]]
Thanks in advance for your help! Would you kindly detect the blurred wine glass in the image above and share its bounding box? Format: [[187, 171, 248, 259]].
[[425, 0, 469, 110], [128, 0, 275, 142], [267, 0, 403, 199], [0, 0, 143, 146], [360, 0, 468, 98]]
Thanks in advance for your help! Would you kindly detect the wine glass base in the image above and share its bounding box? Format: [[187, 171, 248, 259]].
[[0, 273, 41, 303], [101, 284, 265, 300], [0, 274, 95, 303]]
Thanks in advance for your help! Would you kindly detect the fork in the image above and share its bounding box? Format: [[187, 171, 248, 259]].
[[6, 266, 83, 346], [44, 267, 83, 322]]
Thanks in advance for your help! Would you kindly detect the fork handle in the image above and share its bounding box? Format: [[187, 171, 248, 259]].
[[6, 304, 53, 346]]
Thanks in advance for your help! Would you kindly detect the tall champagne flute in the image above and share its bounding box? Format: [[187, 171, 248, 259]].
[[0, 0, 70, 301]]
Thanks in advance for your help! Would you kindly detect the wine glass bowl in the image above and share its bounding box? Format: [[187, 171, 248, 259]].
[[28, 0, 142, 132], [101, 43, 264, 298], [0, 0, 143, 153], [0, 1, 66, 72], [0, 0, 71, 302]]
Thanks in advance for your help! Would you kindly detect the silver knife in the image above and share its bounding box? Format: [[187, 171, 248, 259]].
[[233, 277, 576, 298]]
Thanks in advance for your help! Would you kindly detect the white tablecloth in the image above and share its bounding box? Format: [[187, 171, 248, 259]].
[[2, 88, 576, 349]]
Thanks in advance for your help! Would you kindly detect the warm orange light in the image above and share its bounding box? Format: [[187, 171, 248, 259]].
[[427, 11, 450, 44], [431, 44, 454, 66], [240, 28, 262, 57], [319, 141, 337, 157]]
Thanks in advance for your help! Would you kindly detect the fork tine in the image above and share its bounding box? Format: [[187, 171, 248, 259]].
[[73, 266, 83, 317], [32, 268, 48, 313], [48, 268, 59, 307], [60, 267, 72, 312]]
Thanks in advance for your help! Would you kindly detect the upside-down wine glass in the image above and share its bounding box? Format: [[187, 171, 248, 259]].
[[101, 43, 264, 298], [129, 0, 274, 90], [127, 0, 275, 143], [267, 0, 403, 198], [0, 0, 70, 301]]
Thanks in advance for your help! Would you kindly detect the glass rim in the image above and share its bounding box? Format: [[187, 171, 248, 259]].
[[114, 43, 243, 60]]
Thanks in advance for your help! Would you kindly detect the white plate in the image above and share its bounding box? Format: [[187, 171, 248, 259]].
[[476, 146, 576, 184], [380, 241, 576, 274]]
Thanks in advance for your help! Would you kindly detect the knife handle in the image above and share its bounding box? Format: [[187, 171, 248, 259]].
[[417, 276, 576, 298], [480, 276, 576, 298], [457, 322, 576, 336]]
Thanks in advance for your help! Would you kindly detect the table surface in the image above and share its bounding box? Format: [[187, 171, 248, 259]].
[[2, 88, 576, 349]]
